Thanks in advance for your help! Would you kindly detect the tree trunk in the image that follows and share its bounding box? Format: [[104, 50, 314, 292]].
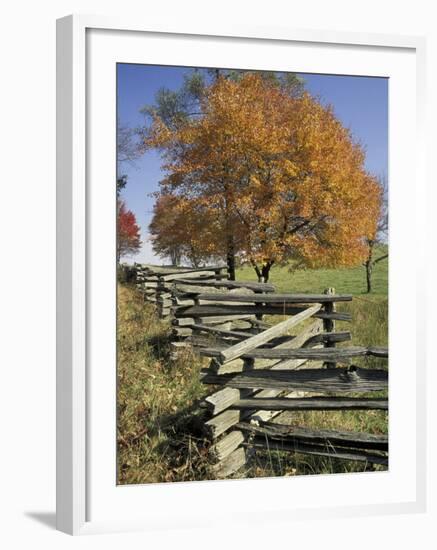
[[261, 262, 273, 283], [253, 261, 273, 283], [253, 265, 262, 283], [189, 255, 200, 268], [365, 240, 374, 294], [169, 247, 181, 266], [227, 236, 236, 281], [366, 261, 373, 293]]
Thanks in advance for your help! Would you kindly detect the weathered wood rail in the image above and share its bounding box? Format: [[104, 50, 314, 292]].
[[200, 346, 388, 362], [244, 439, 389, 466], [134, 264, 227, 319], [133, 263, 276, 359], [196, 293, 353, 303], [168, 279, 275, 345], [236, 423, 389, 451], [174, 304, 352, 321], [200, 366, 388, 392], [231, 397, 388, 411]]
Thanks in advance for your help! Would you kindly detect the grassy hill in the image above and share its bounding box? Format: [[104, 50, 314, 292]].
[[236, 245, 388, 297]]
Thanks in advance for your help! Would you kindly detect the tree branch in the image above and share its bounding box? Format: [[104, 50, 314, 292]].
[[373, 253, 388, 265]]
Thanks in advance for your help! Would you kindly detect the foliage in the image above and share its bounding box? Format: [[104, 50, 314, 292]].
[[149, 192, 224, 267], [117, 200, 141, 260], [145, 74, 381, 281], [140, 69, 305, 130]]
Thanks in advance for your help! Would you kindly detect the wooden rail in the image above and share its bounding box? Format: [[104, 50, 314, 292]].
[[231, 397, 388, 411], [171, 279, 276, 293], [134, 264, 228, 318], [175, 305, 352, 321], [200, 346, 388, 361], [196, 293, 353, 303], [200, 366, 388, 392], [236, 422, 388, 451], [217, 304, 322, 364], [244, 439, 388, 466]]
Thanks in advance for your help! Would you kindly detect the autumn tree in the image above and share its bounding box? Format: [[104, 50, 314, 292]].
[[149, 193, 224, 267], [141, 70, 305, 279], [145, 74, 380, 282], [149, 194, 182, 265], [117, 200, 141, 261], [364, 175, 388, 293]]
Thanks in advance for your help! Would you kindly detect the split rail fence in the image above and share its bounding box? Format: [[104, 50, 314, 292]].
[[134, 264, 227, 319], [131, 265, 389, 478]]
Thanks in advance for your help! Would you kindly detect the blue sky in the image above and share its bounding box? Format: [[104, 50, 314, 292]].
[[117, 64, 388, 263]]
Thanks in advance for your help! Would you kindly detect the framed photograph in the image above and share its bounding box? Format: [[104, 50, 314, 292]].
[[56, 15, 427, 535]]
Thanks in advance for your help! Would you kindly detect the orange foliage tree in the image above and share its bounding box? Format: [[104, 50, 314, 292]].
[[149, 193, 224, 266], [146, 74, 381, 282], [117, 200, 141, 261]]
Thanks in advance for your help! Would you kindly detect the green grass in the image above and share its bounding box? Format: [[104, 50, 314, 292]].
[[237, 245, 388, 297], [117, 250, 388, 483]]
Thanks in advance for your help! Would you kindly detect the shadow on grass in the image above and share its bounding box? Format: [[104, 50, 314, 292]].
[[144, 332, 173, 363], [153, 399, 209, 444], [150, 403, 213, 482]]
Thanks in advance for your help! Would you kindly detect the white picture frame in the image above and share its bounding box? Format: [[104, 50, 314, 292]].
[[56, 14, 427, 535]]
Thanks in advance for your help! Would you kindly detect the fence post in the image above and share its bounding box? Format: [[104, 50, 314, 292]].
[[255, 283, 268, 326], [323, 287, 336, 368]]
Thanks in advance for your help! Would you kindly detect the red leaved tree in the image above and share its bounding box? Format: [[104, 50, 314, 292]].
[[117, 200, 141, 261]]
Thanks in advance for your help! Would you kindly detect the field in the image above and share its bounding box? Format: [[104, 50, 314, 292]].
[[117, 254, 388, 484], [238, 245, 388, 297]]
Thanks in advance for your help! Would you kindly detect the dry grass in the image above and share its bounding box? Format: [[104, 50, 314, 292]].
[[117, 284, 213, 484]]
